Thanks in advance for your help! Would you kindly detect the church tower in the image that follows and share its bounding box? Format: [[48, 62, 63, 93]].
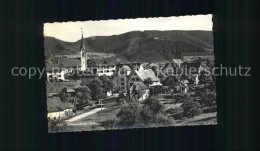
[[80, 29, 87, 71]]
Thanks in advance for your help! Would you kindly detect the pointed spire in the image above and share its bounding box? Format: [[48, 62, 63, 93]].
[[80, 28, 85, 51]]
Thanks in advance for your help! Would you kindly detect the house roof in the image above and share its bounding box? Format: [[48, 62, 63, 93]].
[[135, 69, 160, 82], [122, 65, 131, 71], [63, 102, 75, 109], [94, 56, 117, 66], [181, 80, 189, 84], [58, 58, 81, 68], [172, 59, 183, 64], [45, 64, 62, 72], [129, 82, 148, 90], [47, 97, 74, 113]]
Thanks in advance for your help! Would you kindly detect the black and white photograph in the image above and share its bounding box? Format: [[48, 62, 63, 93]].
[[44, 14, 217, 133]]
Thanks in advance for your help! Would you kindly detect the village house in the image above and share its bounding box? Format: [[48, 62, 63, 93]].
[[115, 64, 132, 92], [45, 57, 81, 83], [93, 57, 117, 76], [46, 64, 68, 83], [128, 68, 162, 88], [47, 97, 74, 120], [181, 62, 202, 85], [57, 58, 81, 74], [172, 59, 184, 68], [129, 82, 150, 101], [46, 81, 81, 97]]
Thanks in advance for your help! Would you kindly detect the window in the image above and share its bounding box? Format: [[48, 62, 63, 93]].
[[132, 78, 135, 81], [130, 83, 133, 86], [121, 78, 124, 81], [121, 82, 125, 85], [136, 78, 139, 81]]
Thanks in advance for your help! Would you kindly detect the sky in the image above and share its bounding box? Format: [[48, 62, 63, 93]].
[[44, 14, 212, 42]]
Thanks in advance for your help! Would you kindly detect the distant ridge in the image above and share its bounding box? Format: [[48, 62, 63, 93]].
[[44, 30, 214, 62]]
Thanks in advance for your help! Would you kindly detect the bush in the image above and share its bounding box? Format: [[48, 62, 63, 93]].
[[116, 103, 142, 126], [200, 91, 216, 107], [143, 97, 164, 114], [182, 99, 203, 118], [140, 106, 156, 122]]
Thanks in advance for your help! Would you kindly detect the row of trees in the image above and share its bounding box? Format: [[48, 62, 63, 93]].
[[59, 76, 115, 109]]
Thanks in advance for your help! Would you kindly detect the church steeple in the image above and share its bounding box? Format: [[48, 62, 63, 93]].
[[80, 28, 85, 51], [80, 28, 87, 71]]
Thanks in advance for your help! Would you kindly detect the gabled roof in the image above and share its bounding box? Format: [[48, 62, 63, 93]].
[[181, 80, 189, 84], [122, 65, 131, 71], [45, 64, 62, 72], [94, 56, 117, 66], [58, 58, 81, 68], [135, 69, 160, 82], [129, 82, 148, 90], [63, 102, 75, 109], [172, 59, 183, 64], [47, 97, 74, 113]]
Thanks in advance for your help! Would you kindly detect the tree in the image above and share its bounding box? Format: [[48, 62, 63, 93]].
[[143, 97, 164, 114], [88, 78, 105, 102], [162, 76, 178, 86], [116, 103, 142, 126], [75, 86, 92, 105], [87, 59, 96, 67], [99, 76, 115, 92], [200, 90, 216, 107], [181, 95, 203, 118], [199, 70, 211, 85], [140, 105, 156, 122]]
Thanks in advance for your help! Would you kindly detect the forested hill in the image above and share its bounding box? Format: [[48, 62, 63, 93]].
[[44, 30, 214, 62]]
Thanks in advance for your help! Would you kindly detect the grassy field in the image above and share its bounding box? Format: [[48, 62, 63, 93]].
[[50, 94, 217, 132]]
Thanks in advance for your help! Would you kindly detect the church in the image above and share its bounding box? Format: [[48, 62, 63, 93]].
[[79, 30, 117, 76]]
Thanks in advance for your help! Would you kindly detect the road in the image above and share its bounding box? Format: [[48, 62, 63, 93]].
[[66, 107, 106, 123]]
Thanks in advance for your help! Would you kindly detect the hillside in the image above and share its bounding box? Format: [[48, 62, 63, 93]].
[[44, 30, 214, 62]]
